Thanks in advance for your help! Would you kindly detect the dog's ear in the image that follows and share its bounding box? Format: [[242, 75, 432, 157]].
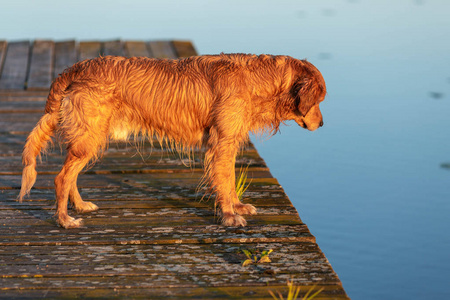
[[292, 76, 322, 116]]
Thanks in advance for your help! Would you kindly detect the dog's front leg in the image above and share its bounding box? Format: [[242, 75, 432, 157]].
[[205, 135, 249, 226]]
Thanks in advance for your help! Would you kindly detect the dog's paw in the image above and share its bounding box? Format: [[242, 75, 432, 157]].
[[75, 201, 99, 213], [221, 213, 247, 227], [234, 203, 257, 215], [58, 215, 83, 229]]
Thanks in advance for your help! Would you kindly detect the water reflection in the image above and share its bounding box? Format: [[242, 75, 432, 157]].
[[429, 91, 444, 99], [318, 52, 332, 60]]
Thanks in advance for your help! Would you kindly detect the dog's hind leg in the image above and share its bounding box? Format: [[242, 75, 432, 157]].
[[54, 85, 115, 228], [55, 153, 92, 228], [54, 121, 106, 228], [69, 178, 99, 213]]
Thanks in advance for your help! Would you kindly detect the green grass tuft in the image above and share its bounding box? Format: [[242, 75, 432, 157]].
[[241, 248, 273, 266]]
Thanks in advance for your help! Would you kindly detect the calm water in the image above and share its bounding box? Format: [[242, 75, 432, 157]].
[[2, 1, 450, 299]]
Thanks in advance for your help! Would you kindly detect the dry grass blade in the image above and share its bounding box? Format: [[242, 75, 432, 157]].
[[236, 164, 251, 201], [269, 280, 323, 300]]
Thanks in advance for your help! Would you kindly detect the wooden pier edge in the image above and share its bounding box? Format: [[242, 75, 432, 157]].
[[0, 39, 349, 299]]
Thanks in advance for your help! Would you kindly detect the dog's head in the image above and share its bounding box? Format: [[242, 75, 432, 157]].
[[288, 60, 327, 131]]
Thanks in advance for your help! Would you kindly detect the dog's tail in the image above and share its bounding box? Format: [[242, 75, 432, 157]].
[[18, 75, 71, 201]]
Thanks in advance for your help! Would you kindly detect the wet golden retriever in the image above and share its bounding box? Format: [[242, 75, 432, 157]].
[[18, 53, 326, 228]]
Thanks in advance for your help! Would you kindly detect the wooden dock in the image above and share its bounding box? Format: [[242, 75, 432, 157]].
[[0, 40, 348, 299]]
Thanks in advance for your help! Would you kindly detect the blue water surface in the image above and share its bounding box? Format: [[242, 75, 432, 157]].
[[1, 1, 449, 299]]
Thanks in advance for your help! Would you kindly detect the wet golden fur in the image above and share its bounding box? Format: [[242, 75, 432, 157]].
[[18, 53, 326, 228]]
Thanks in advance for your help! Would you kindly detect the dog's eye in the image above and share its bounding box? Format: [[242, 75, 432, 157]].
[[291, 84, 301, 96]]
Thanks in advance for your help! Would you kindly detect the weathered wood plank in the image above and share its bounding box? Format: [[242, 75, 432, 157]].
[[0, 170, 275, 189], [0, 100, 45, 113], [147, 41, 178, 59], [0, 197, 304, 227], [0, 242, 320, 257], [0, 223, 309, 241], [0, 231, 310, 249], [0, 112, 41, 132], [0, 167, 271, 179], [1, 199, 291, 213], [0, 137, 262, 156], [0, 152, 267, 173], [53, 40, 77, 78], [172, 40, 198, 57], [0, 216, 302, 228], [27, 40, 54, 90], [0, 41, 30, 90], [0, 90, 47, 99], [124, 41, 151, 57], [0, 178, 279, 196], [0, 183, 288, 206], [0, 160, 267, 175], [102, 40, 125, 56], [0, 260, 332, 278], [78, 41, 101, 61], [0, 199, 293, 213], [0, 206, 299, 221], [0, 286, 348, 300], [0, 130, 262, 156], [0, 41, 7, 75]]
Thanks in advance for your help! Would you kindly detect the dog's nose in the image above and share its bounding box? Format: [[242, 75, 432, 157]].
[[319, 120, 324, 127]]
